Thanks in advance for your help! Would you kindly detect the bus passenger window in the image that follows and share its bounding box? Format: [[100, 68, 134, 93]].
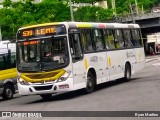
[[73, 34, 82, 55], [93, 29, 105, 51], [104, 29, 115, 49], [0, 56, 4, 70], [123, 29, 133, 48], [11, 53, 16, 68], [131, 30, 142, 47], [69, 33, 82, 61], [81, 29, 94, 52], [0, 55, 11, 70], [114, 29, 124, 48]]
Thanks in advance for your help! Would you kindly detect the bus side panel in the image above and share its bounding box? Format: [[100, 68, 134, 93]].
[[107, 49, 137, 81], [87, 52, 109, 84], [0, 68, 17, 95], [73, 51, 109, 90], [107, 50, 125, 81], [134, 47, 146, 72]]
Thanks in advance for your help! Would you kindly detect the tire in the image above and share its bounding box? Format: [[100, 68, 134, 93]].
[[40, 94, 52, 100], [124, 63, 131, 82], [85, 72, 95, 93], [2, 84, 14, 100]]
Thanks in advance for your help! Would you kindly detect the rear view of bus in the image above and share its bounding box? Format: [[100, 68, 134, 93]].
[[16, 23, 72, 100], [0, 43, 17, 100]]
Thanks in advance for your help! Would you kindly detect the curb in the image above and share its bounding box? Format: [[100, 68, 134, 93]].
[[146, 58, 158, 63]]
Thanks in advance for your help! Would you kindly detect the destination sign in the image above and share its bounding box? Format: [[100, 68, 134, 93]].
[[22, 27, 56, 37], [23, 40, 38, 45], [17, 25, 66, 39]]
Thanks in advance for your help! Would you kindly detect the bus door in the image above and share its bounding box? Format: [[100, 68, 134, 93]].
[[69, 30, 86, 90]]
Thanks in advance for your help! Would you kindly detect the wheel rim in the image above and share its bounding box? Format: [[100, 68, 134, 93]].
[[6, 88, 12, 98], [87, 76, 93, 88], [126, 68, 130, 79]]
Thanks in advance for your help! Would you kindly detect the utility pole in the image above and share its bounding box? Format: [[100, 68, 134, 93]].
[[111, 0, 117, 22], [0, 26, 2, 41], [111, 0, 116, 16], [69, 0, 74, 21], [129, 3, 135, 23], [135, 0, 138, 14], [141, 5, 144, 14]]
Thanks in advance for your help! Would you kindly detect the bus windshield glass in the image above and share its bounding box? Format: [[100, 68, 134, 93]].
[[17, 37, 69, 72]]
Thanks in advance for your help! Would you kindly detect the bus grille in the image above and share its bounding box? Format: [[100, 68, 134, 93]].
[[34, 85, 53, 91]]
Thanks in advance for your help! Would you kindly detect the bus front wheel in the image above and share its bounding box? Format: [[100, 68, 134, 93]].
[[124, 63, 131, 82], [85, 72, 95, 93], [2, 84, 14, 100]]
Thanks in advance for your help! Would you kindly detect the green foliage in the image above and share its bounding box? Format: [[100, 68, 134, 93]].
[[115, 0, 157, 14], [0, 0, 159, 39], [74, 6, 113, 22], [0, 0, 70, 39], [36, 0, 70, 23], [2, 0, 12, 8]]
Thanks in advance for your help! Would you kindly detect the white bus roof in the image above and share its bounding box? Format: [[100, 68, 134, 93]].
[[19, 22, 140, 30], [0, 43, 16, 52], [0, 40, 10, 45], [0, 48, 16, 55], [0, 49, 9, 55]]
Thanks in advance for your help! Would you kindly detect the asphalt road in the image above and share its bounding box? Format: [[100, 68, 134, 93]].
[[1, 59, 160, 120]]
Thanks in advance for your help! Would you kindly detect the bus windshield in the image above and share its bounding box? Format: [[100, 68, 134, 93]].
[[17, 36, 69, 72]]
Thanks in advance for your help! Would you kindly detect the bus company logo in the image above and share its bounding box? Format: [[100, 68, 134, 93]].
[[126, 51, 135, 58], [90, 56, 98, 62], [2, 112, 12, 117]]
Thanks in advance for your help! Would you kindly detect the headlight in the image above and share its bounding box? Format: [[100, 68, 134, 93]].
[[57, 71, 71, 82], [18, 77, 29, 85]]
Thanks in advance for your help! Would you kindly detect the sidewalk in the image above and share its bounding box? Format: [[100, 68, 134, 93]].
[[145, 55, 160, 63]]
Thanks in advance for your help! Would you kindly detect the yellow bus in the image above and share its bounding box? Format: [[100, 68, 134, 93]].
[[16, 22, 145, 100], [0, 47, 17, 100]]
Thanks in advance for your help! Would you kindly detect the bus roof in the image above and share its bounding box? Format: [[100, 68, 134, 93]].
[[0, 40, 10, 45], [0, 42, 16, 53], [0, 49, 9, 55], [19, 22, 140, 30], [0, 48, 16, 55]]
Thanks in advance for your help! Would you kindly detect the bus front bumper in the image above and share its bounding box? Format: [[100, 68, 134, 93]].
[[17, 77, 73, 95]]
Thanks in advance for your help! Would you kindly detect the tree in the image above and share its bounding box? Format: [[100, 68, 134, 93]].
[[0, 0, 159, 39], [0, 0, 70, 39], [74, 6, 113, 22], [35, 0, 70, 23], [2, 0, 12, 8]]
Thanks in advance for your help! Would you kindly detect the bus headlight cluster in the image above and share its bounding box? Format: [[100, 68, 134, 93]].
[[57, 71, 71, 82], [18, 77, 29, 85]]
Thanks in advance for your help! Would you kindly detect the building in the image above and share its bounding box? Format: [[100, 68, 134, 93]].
[[72, 1, 108, 9]]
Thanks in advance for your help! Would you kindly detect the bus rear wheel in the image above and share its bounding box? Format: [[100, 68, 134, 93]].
[[124, 63, 131, 82], [85, 72, 95, 93], [40, 94, 52, 100], [2, 84, 14, 100]]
